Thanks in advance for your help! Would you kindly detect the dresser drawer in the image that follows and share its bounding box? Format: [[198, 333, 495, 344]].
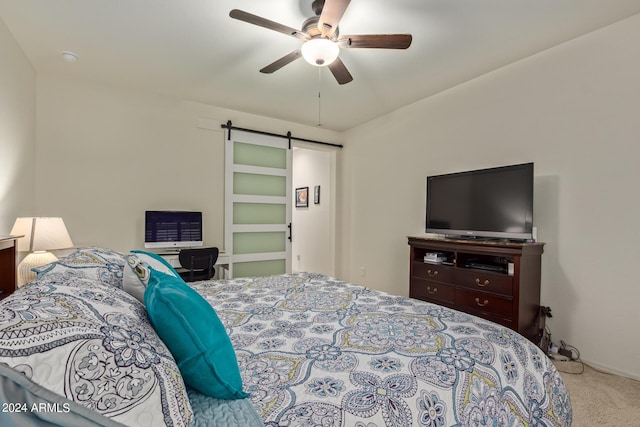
[[456, 269, 513, 296], [411, 278, 455, 305], [412, 262, 455, 284], [455, 289, 513, 318]]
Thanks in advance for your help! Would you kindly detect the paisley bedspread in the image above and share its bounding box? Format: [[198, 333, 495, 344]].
[[192, 272, 572, 427]]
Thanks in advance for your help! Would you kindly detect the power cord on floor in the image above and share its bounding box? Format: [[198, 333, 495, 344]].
[[548, 335, 586, 374], [544, 326, 624, 378], [540, 312, 618, 377], [550, 344, 626, 378], [551, 357, 585, 375], [561, 340, 579, 358]]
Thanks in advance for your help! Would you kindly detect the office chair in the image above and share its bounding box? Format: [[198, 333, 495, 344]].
[[178, 247, 219, 282]]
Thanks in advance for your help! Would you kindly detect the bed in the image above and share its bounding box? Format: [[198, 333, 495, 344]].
[[0, 247, 572, 426]]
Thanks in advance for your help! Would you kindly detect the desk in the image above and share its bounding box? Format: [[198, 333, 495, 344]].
[[0, 236, 20, 299], [158, 251, 230, 279]]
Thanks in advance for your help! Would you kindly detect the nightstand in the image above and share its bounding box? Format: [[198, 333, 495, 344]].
[[0, 236, 20, 299]]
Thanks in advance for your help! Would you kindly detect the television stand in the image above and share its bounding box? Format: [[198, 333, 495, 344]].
[[408, 236, 544, 343]]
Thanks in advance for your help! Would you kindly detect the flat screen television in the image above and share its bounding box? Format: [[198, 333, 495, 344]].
[[425, 162, 534, 241], [144, 210, 203, 249]]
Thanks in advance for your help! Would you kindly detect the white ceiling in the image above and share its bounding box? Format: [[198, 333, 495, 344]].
[[2, 0, 640, 131]]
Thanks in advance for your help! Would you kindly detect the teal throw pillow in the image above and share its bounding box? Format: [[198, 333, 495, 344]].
[[144, 269, 248, 400]]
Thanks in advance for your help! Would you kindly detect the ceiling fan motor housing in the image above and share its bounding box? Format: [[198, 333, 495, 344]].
[[301, 17, 339, 40]]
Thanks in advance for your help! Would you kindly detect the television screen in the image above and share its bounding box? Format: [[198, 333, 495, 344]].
[[426, 163, 534, 241], [144, 211, 203, 249]]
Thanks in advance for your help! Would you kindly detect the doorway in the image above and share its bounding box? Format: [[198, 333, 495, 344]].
[[291, 146, 335, 276]]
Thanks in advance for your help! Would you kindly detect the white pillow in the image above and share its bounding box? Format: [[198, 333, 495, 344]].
[[0, 276, 193, 426], [123, 250, 180, 303]]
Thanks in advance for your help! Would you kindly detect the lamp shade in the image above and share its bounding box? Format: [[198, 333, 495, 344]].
[[301, 38, 340, 66], [10, 217, 74, 252]]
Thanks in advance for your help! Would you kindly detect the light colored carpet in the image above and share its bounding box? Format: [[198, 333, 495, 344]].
[[554, 360, 640, 426]]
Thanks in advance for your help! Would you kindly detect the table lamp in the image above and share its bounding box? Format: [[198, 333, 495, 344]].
[[10, 217, 74, 287]]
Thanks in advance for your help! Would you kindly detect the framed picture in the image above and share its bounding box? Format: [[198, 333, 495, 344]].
[[314, 185, 321, 204], [295, 187, 309, 208]]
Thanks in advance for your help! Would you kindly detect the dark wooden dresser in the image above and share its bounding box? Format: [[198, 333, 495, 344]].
[[408, 236, 544, 343], [0, 236, 20, 299]]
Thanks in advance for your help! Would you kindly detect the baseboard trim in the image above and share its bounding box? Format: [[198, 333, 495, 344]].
[[581, 358, 640, 382]]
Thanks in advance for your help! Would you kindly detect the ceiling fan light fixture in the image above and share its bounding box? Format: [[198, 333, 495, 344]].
[[301, 38, 339, 66]]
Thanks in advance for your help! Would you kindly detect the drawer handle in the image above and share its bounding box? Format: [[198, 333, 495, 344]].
[[427, 270, 438, 278], [427, 286, 437, 295], [475, 298, 489, 307], [475, 278, 490, 287]]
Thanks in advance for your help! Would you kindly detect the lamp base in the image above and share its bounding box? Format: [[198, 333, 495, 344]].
[[17, 251, 58, 287]]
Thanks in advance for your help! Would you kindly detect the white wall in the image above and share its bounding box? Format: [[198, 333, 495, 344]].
[[292, 147, 334, 275], [0, 16, 36, 232], [34, 74, 342, 253], [339, 14, 640, 379]]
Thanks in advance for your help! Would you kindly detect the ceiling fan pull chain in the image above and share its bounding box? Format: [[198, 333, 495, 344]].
[[317, 67, 322, 127]]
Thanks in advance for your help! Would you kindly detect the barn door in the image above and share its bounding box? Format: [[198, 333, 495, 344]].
[[225, 129, 291, 278]]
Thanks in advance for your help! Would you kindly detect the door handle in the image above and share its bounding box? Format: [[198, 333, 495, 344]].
[[288, 223, 292, 242]]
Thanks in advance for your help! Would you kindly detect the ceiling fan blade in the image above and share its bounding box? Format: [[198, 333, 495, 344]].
[[338, 34, 412, 49], [318, 0, 351, 37], [260, 50, 303, 74], [328, 58, 353, 85], [230, 9, 308, 40]]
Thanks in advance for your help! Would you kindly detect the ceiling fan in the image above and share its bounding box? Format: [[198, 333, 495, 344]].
[[229, 0, 412, 85]]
